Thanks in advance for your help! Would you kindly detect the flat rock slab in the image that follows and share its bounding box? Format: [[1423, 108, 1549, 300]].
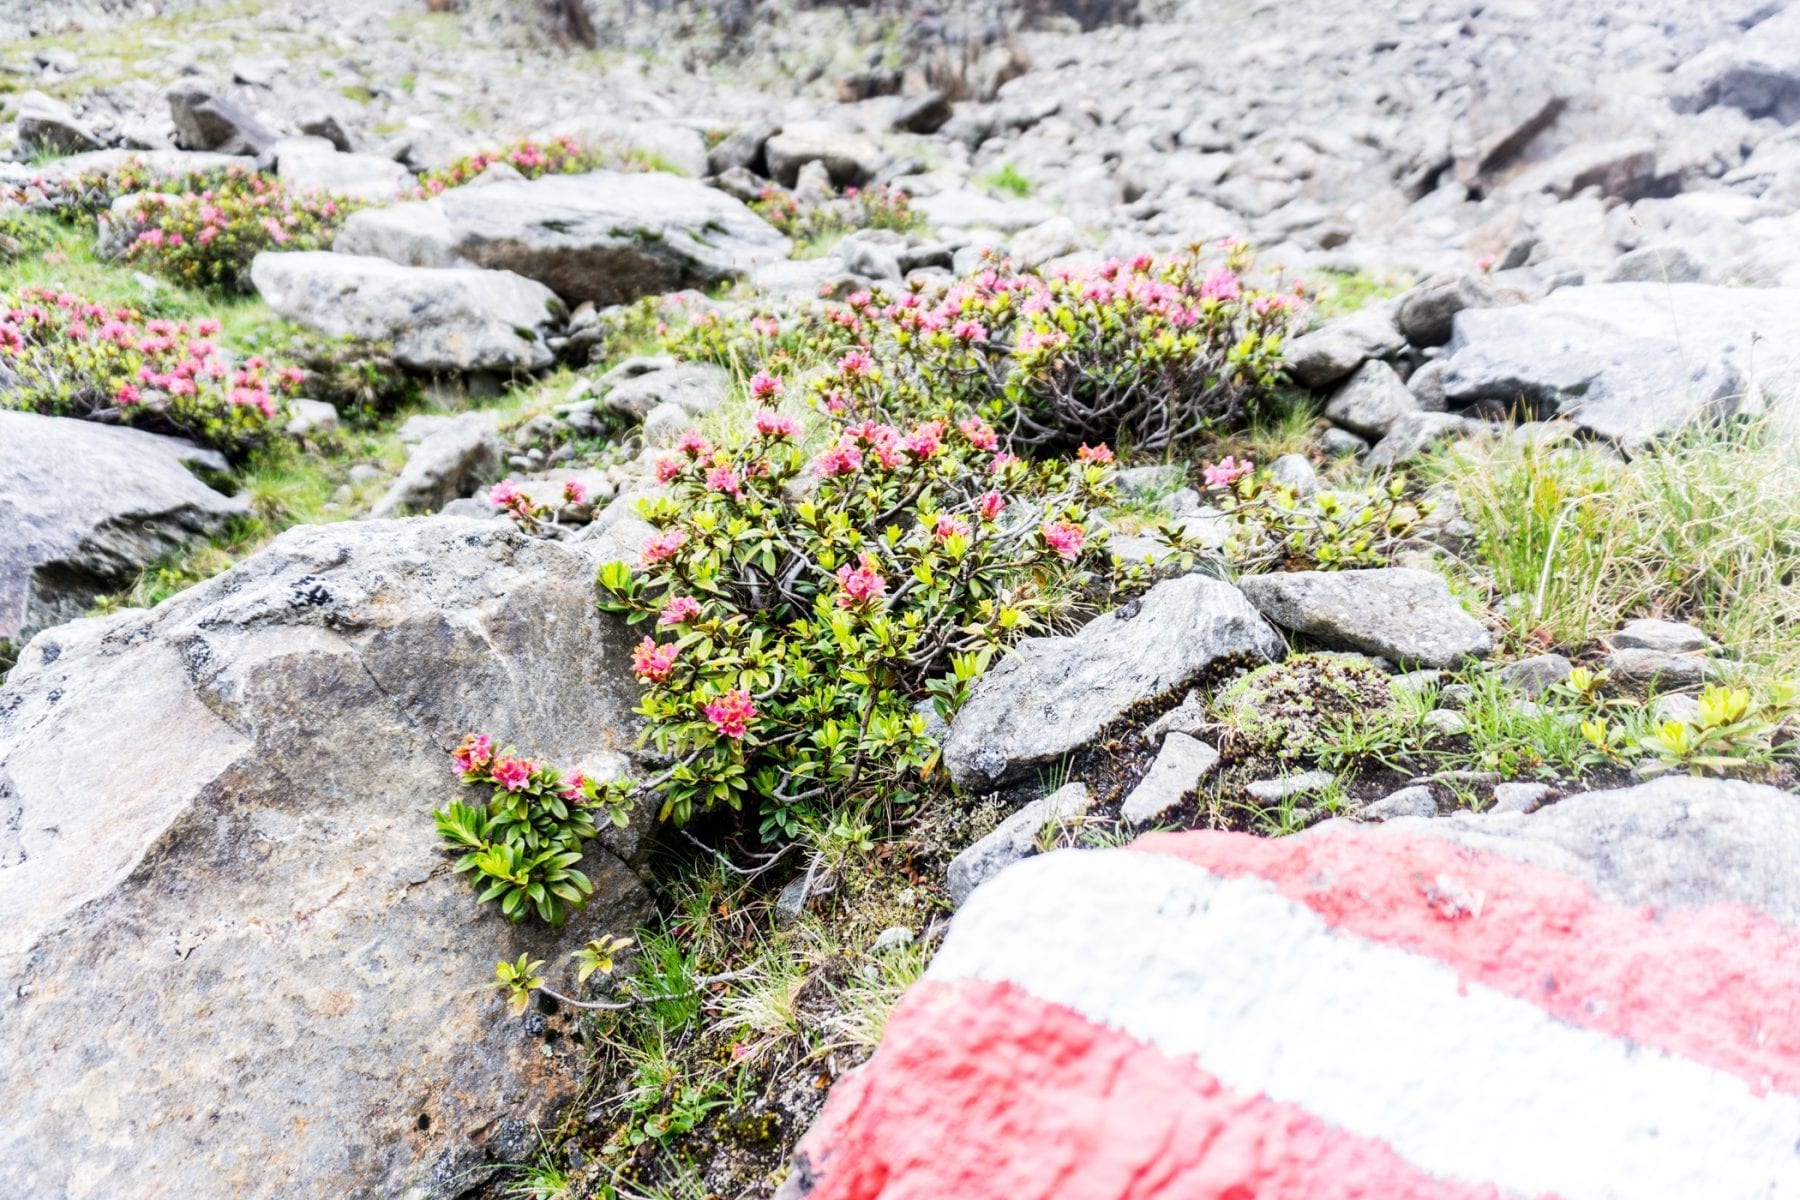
[[1121, 732, 1220, 825], [0, 411, 246, 642], [946, 782, 1092, 908], [780, 778, 1800, 1199], [251, 251, 561, 372], [1240, 567, 1491, 669], [335, 170, 790, 306], [0, 518, 654, 1199], [943, 575, 1283, 790]]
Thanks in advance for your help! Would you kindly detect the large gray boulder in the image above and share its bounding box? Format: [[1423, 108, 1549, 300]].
[[270, 136, 415, 201], [1324, 360, 1420, 439], [1669, 4, 1800, 124], [0, 412, 247, 643], [1239, 567, 1491, 669], [763, 121, 887, 188], [1378, 776, 1800, 923], [250, 251, 562, 372], [14, 89, 102, 156], [0, 518, 654, 1200], [1437, 284, 1800, 450], [944, 575, 1284, 790], [166, 81, 278, 154], [332, 171, 789, 306]]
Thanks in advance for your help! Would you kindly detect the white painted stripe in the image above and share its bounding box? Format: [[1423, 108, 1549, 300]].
[[927, 849, 1800, 1200]]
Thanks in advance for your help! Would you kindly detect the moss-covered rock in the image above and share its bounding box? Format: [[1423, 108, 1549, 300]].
[[1213, 652, 1394, 761]]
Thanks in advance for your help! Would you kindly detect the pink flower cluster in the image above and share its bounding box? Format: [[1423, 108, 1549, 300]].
[[632, 636, 681, 683], [704, 688, 757, 739], [641, 528, 687, 565], [1202, 456, 1254, 488], [835, 552, 888, 608], [1042, 520, 1087, 561]]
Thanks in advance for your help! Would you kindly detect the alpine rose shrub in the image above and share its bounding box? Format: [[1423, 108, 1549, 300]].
[[596, 392, 1114, 834], [0, 287, 302, 452], [664, 244, 1298, 452], [433, 733, 632, 926], [750, 182, 924, 245], [123, 166, 356, 291], [409, 134, 660, 197]]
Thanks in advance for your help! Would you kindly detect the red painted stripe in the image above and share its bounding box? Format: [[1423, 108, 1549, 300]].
[[798, 979, 1537, 1200], [1132, 829, 1800, 1096]]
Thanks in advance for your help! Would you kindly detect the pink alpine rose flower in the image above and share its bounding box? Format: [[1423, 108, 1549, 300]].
[[654, 456, 684, 484], [1202, 456, 1254, 488], [675, 429, 713, 459], [659, 595, 702, 626], [957, 416, 998, 451], [1077, 443, 1115, 464], [704, 688, 757, 739], [631, 637, 680, 683], [562, 479, 589, 506], [640, 528, 687, 565], [750, 370, 784, 400], [453, 733, 493, 774], [977, 490, 1006, 522], [488, 480, 523, 508], [752, 408, 798, 439], [1042, 520, 1086, 561], [835, 552, 888, 608], [560, 771, 589, 802], [933, 513, 970, 542], [491, 756, 532, 792], [705, 464, 743, 499]]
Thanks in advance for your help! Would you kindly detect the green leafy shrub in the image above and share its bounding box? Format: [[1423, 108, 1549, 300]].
[[667, 247, 1297, 454], [0, 210, 52, 261], [595, 385, 1112, 834], [984, 163, 1033, 198], [1, 155, 167, 222], [749, 182, 925, 249], [411, 134, 640, 196], [1199, 456, 1430, 570], [0, 287, 301, 452], [121, 166, 358, 291], [284, 332, 418, 425], [1633, 682, 1795, 778], [433, 733, 632, 927]]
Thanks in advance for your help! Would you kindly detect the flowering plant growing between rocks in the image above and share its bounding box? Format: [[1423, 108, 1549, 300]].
[[749, 182, 924, 245], [1206, 460, 1431, 572], [0, 287, 302, 452], [122, 166, 357, 291], [596, 389, 1111, 835], [433, 733, 632, 926], [409, 134, 666, 197]]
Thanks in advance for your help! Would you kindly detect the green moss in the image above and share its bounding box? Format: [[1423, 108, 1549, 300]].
[[1214, 652, 1395, 761], [1310, 268, 1414, 321], [982, 162, 1033, 198]]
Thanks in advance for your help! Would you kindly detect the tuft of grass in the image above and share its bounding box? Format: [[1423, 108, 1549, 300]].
[[1308, 268, 1413, 321], [1434, 419, 1800, 682], [982, 162, 1033, 198]]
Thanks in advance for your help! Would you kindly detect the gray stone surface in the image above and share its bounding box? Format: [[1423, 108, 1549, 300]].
[[166, 81, 277, 154], [1669, 4, 1800, 125], [1240, 567, 1491, 670], [1245, 769, 1336, 801], [1607, 647, 1717, 691], [1325, 360, 1420, 439], [1378, 777, 1800, 925], [1120, 732, 1220, 825], [944, 575, 1283, 790], [1490, 781, 1553, 815], [947, 781, 1092, 907], [337, 171, 789, 306], [1285, 306, 1406, 389], [1614, 618, 1709, 654], [602, 361, 730, 420], [1363, 784, 1438, 821], [1498, 653, 1575, 698], [250, 251, 562, 372], [1395, 272, 1506, 348], [0, 411, 246, 643], [0, 518, 654, 1200], [15, 89, 102, 155], [764, 120, 886, 187], [1364, 411, 1483, 469], [271, 136, 414, 201], [369, 412, 503, 518]]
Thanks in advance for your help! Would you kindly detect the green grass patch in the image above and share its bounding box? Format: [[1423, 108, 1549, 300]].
[[982, 162, 1033, 198], [1309, 267, 1413, 321]]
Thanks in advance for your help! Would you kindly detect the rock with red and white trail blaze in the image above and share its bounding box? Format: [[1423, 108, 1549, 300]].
[[778, 777, 1800, 1199]]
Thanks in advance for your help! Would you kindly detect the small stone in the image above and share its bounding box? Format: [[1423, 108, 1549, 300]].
[[1320, 427, 1369, 458], [1363, 785, 1437, 821], [1607, 648, 1716, 691], [1498, 653, 1574, 699], [1266, 453, 1319, 496], [284, 398, 340, 437], [1121, 733, 1221, 826], [1490, 782, 1553, 815], [1139, 690, 1208, 744], [947, 782, 1093, 908], [1389, 669, 1443, 700], [1245, 769, 1336, 801], [1613, 618, 1709, 654], [1654, 693, 1703, 725], [1439, 683, 1475, 709], [1423, 708, 1469, 737], [1325, 360, 1419, 440], [871, 927, 915, 953]]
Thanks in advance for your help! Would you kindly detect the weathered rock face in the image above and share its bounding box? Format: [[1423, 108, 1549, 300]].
[[250, 251, 562, 372], [943, 575, 1284, 790], [1435, 284, 1800, 449], [333, 171, 789, 306], [0, 411, 247, 643], [1239, 567, 1491, 669], [780, 777, 1800, 1199], [166, 81, 278, 154], [14, 88, 102, 155], [0, 518, 655, 1200], [370, 412, 503, 518], [271, 135, 416, 201], [763, 120, 887, 187], [1669, 4, 1800, 125]]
